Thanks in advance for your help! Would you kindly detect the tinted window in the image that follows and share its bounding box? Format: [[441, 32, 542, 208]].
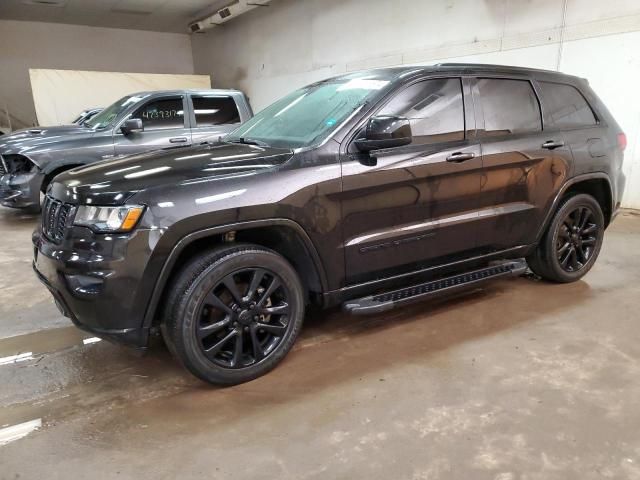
[[477, 79, 541, 135], [192, 96, 240, 126], [378, 78, 464, 144], [539, 82, 596, 128], [132, 97, 184, 130]]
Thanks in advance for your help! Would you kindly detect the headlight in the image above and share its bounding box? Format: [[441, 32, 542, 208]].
[[74, 205, 144, 232], [3, 154, 38, 174]]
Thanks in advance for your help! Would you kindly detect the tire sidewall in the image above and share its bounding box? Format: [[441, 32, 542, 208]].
[[174, 248, 304, 385], [544, 194, 605, 282]]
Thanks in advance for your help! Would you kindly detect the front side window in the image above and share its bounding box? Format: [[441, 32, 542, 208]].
[[131, 97, 184, 130], [477, 78, 541, 136], [539, 82, 596, 128], [226, 74, 393, 149], [378, 78, 465, 144], [192, 96, 241, 126]]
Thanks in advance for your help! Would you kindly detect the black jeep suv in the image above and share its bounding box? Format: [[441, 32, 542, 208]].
[[33, 64, 626, 385]]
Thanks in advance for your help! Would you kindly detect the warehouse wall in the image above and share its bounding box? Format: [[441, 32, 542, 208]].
[[0, 20, 195, 130], [191, 0, 640, 208]]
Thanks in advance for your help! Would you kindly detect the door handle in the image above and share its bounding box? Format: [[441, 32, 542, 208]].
[[542, 140, 565, 150], [169, 137, 188, 143], [446, 152, 475, 163]]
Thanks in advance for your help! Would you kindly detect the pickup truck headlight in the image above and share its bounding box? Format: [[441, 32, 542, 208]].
[[74, 205, 144, 232], [2, 154, 39, 174]]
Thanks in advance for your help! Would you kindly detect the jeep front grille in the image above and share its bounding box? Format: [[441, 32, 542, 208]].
[[42, 196, 72, 243]]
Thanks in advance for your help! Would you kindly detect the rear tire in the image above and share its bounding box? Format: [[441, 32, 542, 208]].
[[161, 244, 305, 385], [527, 193, 605, 283]]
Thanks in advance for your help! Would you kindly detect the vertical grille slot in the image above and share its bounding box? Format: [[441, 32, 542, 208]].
[[0, 156, 6, 175], [42, 196, 71, 243]]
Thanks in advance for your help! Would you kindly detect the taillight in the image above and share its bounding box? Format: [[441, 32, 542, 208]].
[[618, 132, 627, 151]]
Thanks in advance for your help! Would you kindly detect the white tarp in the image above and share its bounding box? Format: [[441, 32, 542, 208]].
[[29, 69, 211, 126]]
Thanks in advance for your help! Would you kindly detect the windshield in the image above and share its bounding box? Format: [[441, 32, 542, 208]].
[[84, 94, 148, 129], [226, 76, 392, 148]]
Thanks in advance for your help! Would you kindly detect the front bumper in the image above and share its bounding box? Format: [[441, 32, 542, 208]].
[[0, 171, 42, 209], [32, 224, 155, 348]]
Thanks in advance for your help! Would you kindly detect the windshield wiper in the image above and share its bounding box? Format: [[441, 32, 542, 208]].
[[227, 137, 270, 147]]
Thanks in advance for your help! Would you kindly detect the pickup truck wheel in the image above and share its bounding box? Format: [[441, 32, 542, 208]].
[[527, 193, 604, 283], [161, 244, 305, 385]]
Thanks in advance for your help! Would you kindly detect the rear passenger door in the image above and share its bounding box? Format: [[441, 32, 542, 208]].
[[113, 95, 191, 156], [473, 77, 573, 252], [188, 94, 242, 144], [536, 80, 601, 173]]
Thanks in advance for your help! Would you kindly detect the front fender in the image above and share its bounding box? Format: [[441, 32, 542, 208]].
[[139, 218, 328, 330]]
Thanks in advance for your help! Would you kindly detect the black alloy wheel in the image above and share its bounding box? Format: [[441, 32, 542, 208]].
[[196, 268, 292, 369], [555, 206, 599, 272], [527, 193, 605, 283], [162, 244, 305, 385]]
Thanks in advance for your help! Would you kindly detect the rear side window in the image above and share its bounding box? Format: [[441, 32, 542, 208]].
[[192, 96, 241, 126], [477, 78, 541, 136], [378, 78, 464, 144], [132, 97, 184, 130], [539, 82, 596, 128]]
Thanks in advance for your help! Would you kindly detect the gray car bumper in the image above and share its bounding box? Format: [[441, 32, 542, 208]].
[[0, 171, 43, 209]]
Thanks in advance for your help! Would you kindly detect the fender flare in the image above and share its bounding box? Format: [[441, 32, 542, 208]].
[[141, 218, 329, 329], [534, 172, 613, 243]]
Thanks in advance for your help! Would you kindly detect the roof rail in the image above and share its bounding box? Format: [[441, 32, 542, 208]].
[[434, 62, 561, 75]]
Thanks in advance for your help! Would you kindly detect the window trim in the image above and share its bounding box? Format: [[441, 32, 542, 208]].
[[345, 75, 470, 154], [472, 76, 543, 139], [536, 80, 600, 131]]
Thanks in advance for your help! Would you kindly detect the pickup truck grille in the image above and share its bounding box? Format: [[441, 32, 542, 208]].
[[42, 196, 72, 243]]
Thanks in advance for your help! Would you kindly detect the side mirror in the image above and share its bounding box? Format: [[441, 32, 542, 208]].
[[355, 116, 412, 152], [120, 118, 143, 135]]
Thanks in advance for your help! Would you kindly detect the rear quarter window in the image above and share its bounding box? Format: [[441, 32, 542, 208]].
[[539, 81, 597, 128]]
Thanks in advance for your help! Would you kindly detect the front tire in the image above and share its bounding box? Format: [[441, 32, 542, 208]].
[[161, 244, 305, 385], [527, 193, 605, 283]]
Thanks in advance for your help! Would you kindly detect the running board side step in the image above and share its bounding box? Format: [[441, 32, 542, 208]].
[[343, 260, 528, 315]]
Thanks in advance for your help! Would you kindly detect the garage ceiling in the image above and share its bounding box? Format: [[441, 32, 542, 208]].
[[0, 0, 236, 33]]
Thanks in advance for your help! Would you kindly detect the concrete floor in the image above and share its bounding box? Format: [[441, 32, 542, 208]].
[[1, 207, 640, 479]]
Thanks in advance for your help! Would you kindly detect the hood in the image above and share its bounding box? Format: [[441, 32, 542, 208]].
[[0, 124, 94, 154], [49, 142, 293, 205]]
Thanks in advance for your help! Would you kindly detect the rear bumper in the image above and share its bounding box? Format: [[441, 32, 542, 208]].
[[0, 172, 42, 209], [32, 226, 154, 348]]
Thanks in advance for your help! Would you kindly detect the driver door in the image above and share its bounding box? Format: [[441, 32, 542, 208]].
[[113, 95, 191, 157], [340, 77, 483, 284]]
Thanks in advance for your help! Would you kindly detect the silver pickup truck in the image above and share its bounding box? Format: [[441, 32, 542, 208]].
[[0, 89, 252, 210]]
